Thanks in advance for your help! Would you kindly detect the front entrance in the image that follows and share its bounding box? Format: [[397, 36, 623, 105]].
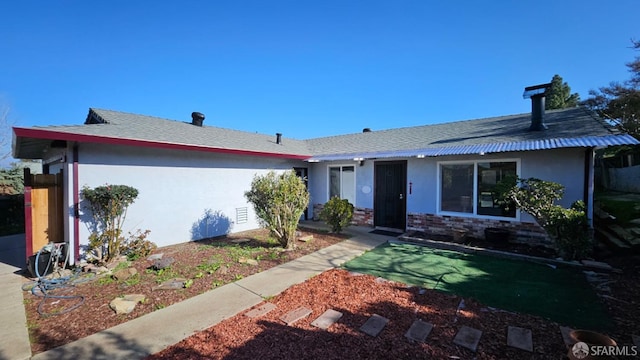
[[374, 161, 407, 230]]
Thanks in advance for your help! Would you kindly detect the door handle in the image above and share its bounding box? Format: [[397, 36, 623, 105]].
[[399, 193, 403, 200]]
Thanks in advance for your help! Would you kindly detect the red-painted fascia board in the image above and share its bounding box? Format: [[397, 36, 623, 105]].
[[14, 127, 312, 160]]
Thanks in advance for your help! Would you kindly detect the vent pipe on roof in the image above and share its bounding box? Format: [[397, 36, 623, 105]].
[[362, 128, 372, 133], [276, 133, 282, 145], [191, 112, 205, 126], [523, 83, 551, 131]]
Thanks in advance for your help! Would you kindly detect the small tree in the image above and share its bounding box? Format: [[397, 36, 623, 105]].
[[245, 170, 309, 249], [545, 74, 580, 110], [81, 184, 139, 263], [497, 177, 592, 260], [319, 196, 354, 233]]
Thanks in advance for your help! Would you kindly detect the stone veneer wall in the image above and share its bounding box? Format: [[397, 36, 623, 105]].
[[313, 203, 374, 226], [407, 212, 552, 247]]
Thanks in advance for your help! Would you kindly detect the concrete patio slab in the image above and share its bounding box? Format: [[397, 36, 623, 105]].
[[453, 325, 482, 352], [311, 309, 343, 330], [507, 326, 533, 352], [359, 314, 389, 337], [404, 319, 433, 342], [280, 306, 312, 325], [244, 302, 277, 318]]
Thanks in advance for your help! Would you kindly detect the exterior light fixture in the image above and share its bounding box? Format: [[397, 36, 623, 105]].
[[416, 154, 425, 158]]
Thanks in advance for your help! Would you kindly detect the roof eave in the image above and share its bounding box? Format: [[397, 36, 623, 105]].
[[12, 127, 311, 160]]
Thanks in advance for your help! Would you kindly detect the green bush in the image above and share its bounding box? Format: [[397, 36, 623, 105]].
[[245, 170, 309, 249], [319, 196, 354, 233], [82, 184, 139, 262], [546, 201, 592, 261], [497, 177, 592, 260], [120, 229, 156, 261]]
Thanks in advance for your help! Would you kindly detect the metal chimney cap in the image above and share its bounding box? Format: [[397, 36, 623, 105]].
[[523, 83, 551, 99], [191, 112, 205, 126]]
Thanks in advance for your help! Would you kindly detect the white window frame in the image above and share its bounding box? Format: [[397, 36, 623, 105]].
[[436, 158, 521, 221], [327, 164, 356, 205]]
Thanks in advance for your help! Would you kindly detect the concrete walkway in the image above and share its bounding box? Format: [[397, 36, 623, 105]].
[[0, 233, 31, 360], [23, 224, 389, 360]]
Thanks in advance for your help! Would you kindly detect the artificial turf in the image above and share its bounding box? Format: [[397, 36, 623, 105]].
[[343, 242, 610, 330]]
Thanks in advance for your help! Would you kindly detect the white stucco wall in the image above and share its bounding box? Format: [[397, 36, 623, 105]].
[[307, 160, 374, 219], [67, 143, 304, 253]]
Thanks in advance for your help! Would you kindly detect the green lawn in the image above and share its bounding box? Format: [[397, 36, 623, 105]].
[[343, 242, 610, 330]]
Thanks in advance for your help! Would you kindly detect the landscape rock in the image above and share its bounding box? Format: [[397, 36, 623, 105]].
[[217, 265, 229, 274], [152, 257, 175, 270], [238, 257, 258, 266], [109, 297, 137, 314], [112, 267, 138, 281], [153, 278, 188, 291], [298, 235, 313, 242], [123, 294, 146, 303], [147, 253, 164, 261]]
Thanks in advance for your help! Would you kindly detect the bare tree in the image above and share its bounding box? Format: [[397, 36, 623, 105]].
[[0, 98, 13, 162]]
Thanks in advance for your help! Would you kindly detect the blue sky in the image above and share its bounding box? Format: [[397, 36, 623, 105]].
[[1, 1, 638, 148]]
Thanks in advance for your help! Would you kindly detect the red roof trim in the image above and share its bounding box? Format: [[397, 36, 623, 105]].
[[13, 127, 311, 160]]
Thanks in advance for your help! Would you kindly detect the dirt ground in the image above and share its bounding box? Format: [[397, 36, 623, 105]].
[[23, 227, 348, 355]]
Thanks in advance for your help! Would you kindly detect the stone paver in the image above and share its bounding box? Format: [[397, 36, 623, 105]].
[[559, 326, 575, 348], [280, 306, 312, 325], [507, 326, 533, 352], [360, 314, 389, 337], [245, 302, 277, 318], [453, 325, 482, 352], [311, 309, 343, 330], [404, 319, 433, 342]]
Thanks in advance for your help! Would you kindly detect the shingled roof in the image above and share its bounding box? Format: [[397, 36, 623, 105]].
[[13, 108, 311, 159], [12, 106, 639, 160], [305, 107, 638, 160]]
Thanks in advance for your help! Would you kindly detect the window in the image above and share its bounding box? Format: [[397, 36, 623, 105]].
[[329, 165, 355, 204], [439, 160, 518, 218]]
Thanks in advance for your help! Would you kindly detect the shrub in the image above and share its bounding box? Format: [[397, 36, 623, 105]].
[[546, 201, 591, 261], [245, 170, 309, 249], [319, 196, 354, 233], [82, 184, 139, 263], [120, 229, 156, 261], [497, 177, 592, 260]]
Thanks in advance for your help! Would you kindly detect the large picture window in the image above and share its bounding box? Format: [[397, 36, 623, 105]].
[[329, 165, 355, 205], [439, 160, 518, 218]]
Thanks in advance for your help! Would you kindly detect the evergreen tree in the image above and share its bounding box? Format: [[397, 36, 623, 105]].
[[545, 74, 580, 110]]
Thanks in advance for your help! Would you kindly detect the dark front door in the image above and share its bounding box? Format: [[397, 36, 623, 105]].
[[374, 161, 407, 230]]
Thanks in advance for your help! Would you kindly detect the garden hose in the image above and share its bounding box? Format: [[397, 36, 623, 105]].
[[24, 243, 86, 317]]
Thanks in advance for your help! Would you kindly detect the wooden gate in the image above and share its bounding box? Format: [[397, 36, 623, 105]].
[[24, 169, 64, 257]]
